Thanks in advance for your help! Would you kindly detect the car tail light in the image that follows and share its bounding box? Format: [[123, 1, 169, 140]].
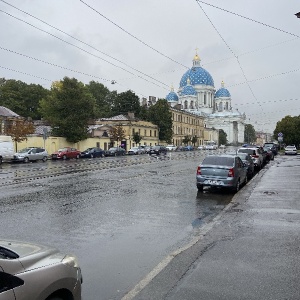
[[228, 168, 234, 177], [196, 166, 201, 175], [252, 155, 259, 158]]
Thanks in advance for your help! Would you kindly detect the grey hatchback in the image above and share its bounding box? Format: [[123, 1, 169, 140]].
[[12, 147, 48, 163], [196, 154, 248, 192], [0, 239, 82, 300]]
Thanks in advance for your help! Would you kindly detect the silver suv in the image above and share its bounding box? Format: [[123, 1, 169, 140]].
[[237, 147, 264, 170], [0, 239, 82, 300], [12, 147, 48, 163]]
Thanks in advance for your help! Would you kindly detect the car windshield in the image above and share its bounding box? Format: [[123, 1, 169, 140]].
[[236, 153, 248, 160], [18, 148, 31, 153], [238, 148, 256, 155], [58, 148, 68, 152], [286, 146, 295, 149], [202, 156, 234, 166], [131, 147, 138, 150], [109, 147, 117, 150]]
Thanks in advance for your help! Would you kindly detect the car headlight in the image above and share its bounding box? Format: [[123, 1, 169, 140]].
[[62, 254, 80, 268]]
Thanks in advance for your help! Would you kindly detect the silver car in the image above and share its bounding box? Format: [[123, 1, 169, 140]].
[[0, 239, 82, 300], [196, 154, 248, 192], [12, 147, 48, 163]]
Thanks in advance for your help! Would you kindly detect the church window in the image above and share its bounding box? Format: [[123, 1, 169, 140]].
[[204, 94, 206, 105], [184, 101, 188, 109], [226, 102, 229, 110]]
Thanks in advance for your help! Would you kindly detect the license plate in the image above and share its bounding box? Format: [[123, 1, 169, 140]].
[[204, 180, 223, 185]]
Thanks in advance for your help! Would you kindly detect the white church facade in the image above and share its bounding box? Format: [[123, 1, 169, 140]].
[[166, 52, 246, 144]]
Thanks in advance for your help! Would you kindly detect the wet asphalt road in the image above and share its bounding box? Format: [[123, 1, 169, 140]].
[[0, 151, 234, 300]]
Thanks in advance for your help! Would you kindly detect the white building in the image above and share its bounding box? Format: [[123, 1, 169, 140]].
[[165, 52, 246, 144]]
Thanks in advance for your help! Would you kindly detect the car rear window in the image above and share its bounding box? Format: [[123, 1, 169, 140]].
[[202, 156, 234, 166], [238, 149, 256, 155]]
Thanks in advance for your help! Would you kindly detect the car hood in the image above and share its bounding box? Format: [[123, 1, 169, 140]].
[[0, 240, 64, 274]]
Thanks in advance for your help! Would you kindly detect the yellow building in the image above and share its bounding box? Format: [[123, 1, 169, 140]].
[[170, 107, 206, 146]]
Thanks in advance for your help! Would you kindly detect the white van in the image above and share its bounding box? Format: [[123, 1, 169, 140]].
[[0, 135, 14, 164]]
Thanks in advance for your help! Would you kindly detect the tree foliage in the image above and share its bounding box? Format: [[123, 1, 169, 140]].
[[112, 90, 141, 116], [147, 99, 173, 143], [6, 119, 35, 151], [218, 129, 227, 145], [109, 124, 126, 145], [182, 135, 191, 145], [244, 124, 256, 144], [132, 132, 142, 145], [274, 115, 300, 146], [86, 81, 112, 118], [191, 135, 198, 146], [0, 79, 49, 120], [39, 77, 96, 143]]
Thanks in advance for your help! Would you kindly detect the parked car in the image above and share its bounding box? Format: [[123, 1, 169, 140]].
[[0, 239, 82, 300], [183, 145, 194, 151], [128, 146, 143, 155], [148, 145, 167, 155], [228, 152, 255, 179], [263, 146, 274, 162], [197, 145, 206, 150], [51, 147, 81, 160], [80, 147, 105, 158], [166, 145, 177, 151], [104, 147, 126, 156], [0, 135, 14, 164], [12, 147, 48, 163], [263, 142, 278, 155], [237, 147, 264, 170], [137, 146, 146, 154], [285, 145, 297, 155], [196, 154, 248, 192]]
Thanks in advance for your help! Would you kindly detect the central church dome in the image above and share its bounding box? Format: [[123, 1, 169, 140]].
[[180, 53, 214, 87]]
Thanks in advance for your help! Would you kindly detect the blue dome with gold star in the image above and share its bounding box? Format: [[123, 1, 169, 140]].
[[215, 81, 231, 97], [181, 78, 197, 95], [166, 87, 179, 101], [180, 53, 214, 87]]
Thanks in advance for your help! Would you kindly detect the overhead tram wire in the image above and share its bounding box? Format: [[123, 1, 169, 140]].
[[0, 65, 52, 82], [195, 0, 267, 119], [234, 98, 299, 107], [0, 7, 168, 91], [79, 0, 189, 70], [196, 1, 300, 39]]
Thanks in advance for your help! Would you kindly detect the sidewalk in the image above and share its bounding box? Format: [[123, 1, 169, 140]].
[[133, 155, 300, 300]]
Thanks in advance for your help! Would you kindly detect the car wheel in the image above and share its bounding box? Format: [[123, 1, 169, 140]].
[[42, 156, 47, 162], [62, 155, 67, 160], [90, 153, 94, 158], [114, 153, 117, 157], [24, 157, 29, 163], [76, 154, 80, 159], [233, 180, 240, 193], [244, 175, 248, 185]]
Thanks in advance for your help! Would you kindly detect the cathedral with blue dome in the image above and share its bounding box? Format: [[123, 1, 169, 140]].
[[166, 52, 246, 144]]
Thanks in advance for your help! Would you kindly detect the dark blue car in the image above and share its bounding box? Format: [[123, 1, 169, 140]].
[[80, 147, 105, 158]]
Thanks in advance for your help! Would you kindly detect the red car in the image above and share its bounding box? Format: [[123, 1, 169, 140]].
[[51, 147, 81, 160]]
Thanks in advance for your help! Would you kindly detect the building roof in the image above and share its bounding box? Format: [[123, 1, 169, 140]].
[[0, 106, 19, 117]]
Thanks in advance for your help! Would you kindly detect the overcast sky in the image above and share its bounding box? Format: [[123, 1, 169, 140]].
[[1, 0, 299, 133]]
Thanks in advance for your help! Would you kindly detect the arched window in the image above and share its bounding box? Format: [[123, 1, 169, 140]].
[[184, 101, 188, 109]]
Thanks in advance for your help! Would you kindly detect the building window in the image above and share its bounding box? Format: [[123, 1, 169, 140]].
[[154, 130, 156, 137], [144, 129, 146, 136], [150, 130, 152, 137]]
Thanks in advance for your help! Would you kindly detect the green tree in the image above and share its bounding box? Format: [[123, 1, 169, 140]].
[[86, 81, 112, 118], [132, 132, 142, 145], [39, 77, 96, 143], [112, 90, 141, 116], [244, 124, 256, 144], [219, 129, 227, 145], [147, 99, 173, 143], [191, 135, 198, 146], [182, 135, 191, 145], [274, 115, 300, 146], [0, 79, 49, 119], [109, 124, 126, 146]]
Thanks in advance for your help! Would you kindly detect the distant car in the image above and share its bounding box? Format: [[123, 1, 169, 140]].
[[104, 147, 126, 156], [197, 145, 205, 150], [0, 135, 14, 164], [237, 147, 264, 170], [12, 147, 48, 163], [0, 239, 82, 300], [205, 143, 218, 150], [263, 142, 278, 155], [183, 145, 194, 151], [149, 145, 167, 155], [128, 147, 143, 155], [137, 146, 146, 154], [80, 147, 105, 158], [166, 145, 177, 151], [196, 154, 248, 192], [263, 146, 274, 161], [228, 152, 255, 179], [285, 145, 297, 155], [51, 147, 81, 160]]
